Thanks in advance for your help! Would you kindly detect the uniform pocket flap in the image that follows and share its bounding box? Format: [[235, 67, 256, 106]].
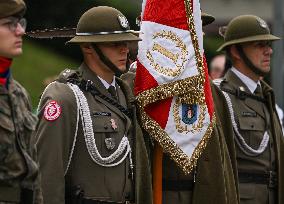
[[92, 115, 118, 133], [239, 183, 255, 199], [239, 118, 265, 131]]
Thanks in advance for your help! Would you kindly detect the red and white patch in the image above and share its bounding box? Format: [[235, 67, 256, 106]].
[[44, 100, 62, 121]]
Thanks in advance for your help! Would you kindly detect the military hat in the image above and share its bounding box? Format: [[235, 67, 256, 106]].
[[0, 0, 26, 19], [68, 6, 141, 43], [201, 12, 215, 26], [217, 15, 280, 51]]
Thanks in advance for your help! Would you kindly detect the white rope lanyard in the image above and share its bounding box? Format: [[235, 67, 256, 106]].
[[64, 83, 132, 175], [222, 91, 269, 156]]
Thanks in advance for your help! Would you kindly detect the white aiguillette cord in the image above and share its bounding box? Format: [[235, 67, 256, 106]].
[[64, 83, 133, 175]]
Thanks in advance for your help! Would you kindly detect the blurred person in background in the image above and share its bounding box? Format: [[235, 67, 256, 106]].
[[216, 15, 284, 204], [0, 0, 41, 203], [209, 54, 226, 80]]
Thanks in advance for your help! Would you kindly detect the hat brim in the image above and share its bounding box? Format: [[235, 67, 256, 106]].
[[217, 34, 280, 51], [201, 12, 215, 26], [67, 32, 141, 44]]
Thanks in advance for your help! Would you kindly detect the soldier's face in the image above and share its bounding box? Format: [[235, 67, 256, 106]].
[[97, 42, 129, 72], [241, 41, 273, 75], [0, 17, 25, 58]]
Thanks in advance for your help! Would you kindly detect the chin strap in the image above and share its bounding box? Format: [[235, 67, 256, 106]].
[[235, 44, 267, 77], [91, 44, 129, 77]]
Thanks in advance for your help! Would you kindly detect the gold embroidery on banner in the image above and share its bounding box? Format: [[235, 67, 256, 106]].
[[146, 30, 188, 77], [138, 107, 216, 175], [152, 43, 179, 63], [136, 76, 205, 108]]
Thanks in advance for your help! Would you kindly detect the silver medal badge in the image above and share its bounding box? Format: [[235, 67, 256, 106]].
[[105, 138, 116, 150]]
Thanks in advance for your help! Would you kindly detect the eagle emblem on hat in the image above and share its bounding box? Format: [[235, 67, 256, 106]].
[[256, 17, 268, 29], [117, 14, 129, 29]]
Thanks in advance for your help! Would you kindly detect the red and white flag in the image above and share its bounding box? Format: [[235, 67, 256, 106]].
[[135, 0, 215, 174]]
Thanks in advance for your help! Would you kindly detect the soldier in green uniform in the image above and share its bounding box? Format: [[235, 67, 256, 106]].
[[0, 0, 41, 203], [35, 6, 152, 204], [216, 15, 284, 204], [121, 13, 240, 204]]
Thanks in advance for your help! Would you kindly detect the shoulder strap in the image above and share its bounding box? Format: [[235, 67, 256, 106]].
[[213, 78, 266, 103], [67, 78, 133, 119]]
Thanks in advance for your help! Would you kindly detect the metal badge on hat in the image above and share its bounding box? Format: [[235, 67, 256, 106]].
[[117, 14, 129, 29], [256, 17, 268, 29]]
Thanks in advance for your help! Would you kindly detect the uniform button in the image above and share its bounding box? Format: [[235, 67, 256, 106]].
[[251, 125, 254, 128], [104, 125, 108, 129]]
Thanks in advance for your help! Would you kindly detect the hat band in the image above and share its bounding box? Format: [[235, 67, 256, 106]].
[[76, 30, 135, 36]]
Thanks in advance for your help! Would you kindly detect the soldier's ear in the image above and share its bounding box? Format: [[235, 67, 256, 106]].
[[230, 45, 241, 61], [80, 43, 93, 54]]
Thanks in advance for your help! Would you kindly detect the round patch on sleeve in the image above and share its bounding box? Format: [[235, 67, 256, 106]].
[[44, 100, 62, 121]]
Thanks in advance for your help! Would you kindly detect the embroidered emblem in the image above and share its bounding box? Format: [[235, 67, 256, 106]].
[[110, 119, 118, 130], [173, 98, 206, 134], [117, 14, 129, 29], [44, 100, 62, 121], [182, 104, 198, 125], [105, 138, 116, 150], [146, 30, 188, 77]]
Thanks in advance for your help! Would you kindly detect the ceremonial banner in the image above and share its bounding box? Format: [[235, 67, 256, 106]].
[[135, 0, 215, 174]]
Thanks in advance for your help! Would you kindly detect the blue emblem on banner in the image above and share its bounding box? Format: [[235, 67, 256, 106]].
[[182, 104, 198, 125]]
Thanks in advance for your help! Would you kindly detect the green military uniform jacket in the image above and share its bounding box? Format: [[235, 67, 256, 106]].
[[218, 69, 284, 204], [35, 63, 152, 204], [0, 77, 40, 203], [121, 71, 240, 204]]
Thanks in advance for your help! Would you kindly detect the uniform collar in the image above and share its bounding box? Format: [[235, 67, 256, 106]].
[[231, 67, 260, 93], [97, 75, 116, 90]]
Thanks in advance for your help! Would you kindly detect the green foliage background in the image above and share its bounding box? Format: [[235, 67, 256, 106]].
[[12, 40, 78, 109]]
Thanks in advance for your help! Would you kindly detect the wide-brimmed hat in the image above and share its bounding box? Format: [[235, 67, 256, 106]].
[[217, 15, 280, 51], [68, 6, 141, 44]]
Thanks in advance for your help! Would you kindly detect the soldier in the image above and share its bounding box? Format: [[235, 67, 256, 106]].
[[35, 6, 152, 204], [0, 0, 41, 203], [121, 12, 239, 204], [216, 15, 284, 204]]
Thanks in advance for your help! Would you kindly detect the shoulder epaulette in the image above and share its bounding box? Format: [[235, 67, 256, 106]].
[[57, 68, 79, 83]]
